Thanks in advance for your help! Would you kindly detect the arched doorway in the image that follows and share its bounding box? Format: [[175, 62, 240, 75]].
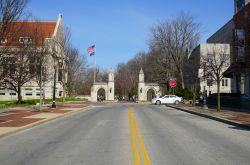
[[97, 88, 106, 101], [147, 89, 155, 101]]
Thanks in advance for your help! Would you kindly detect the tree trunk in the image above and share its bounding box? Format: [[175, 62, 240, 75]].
[[192, 84, 196, 107], [62, 84, 66, 105], [180, 69, 185, 89], [217, 81, 221, 111], [17, 85, 22, 104], [39, 67, 43, 111]]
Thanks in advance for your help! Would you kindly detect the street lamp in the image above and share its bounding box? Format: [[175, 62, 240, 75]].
[[51, 64, 57, 109], [203, 88, 208, 109], [202, 67, 208, 109]]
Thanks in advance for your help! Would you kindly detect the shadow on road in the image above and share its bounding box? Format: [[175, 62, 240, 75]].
[[228, 126, 250, 131]]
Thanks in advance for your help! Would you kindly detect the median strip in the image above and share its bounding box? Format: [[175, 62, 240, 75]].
[[128, 107, 151, 165]]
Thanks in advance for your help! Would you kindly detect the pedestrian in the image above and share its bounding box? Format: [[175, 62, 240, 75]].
[[199, 95, 204, 104]]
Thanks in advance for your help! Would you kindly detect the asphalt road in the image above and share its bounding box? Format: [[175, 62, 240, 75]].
[[0, 103, 250, 165]]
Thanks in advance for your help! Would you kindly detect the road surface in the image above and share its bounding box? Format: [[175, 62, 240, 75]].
[[0, 103, 250, 165]]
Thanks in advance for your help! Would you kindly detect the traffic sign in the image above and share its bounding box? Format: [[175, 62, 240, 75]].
[[169, 79, 177, 88]]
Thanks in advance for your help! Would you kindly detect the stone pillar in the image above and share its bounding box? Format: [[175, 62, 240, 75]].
[[91, 86, 97, 102], [107, 70, 114, 101], [138, 69, 145, 101]]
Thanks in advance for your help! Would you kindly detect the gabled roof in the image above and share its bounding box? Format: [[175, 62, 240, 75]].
[[0, 21, 57, 46]]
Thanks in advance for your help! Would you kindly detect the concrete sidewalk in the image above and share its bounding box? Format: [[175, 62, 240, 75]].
[[0, 102, 91, 138], [167, 104, 250, 130]]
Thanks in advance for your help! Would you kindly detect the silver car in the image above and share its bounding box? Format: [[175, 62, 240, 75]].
[[152, 95, 183, 105]]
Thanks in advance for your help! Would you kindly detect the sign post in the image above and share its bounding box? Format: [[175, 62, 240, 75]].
[[169, 79, 177, 94]]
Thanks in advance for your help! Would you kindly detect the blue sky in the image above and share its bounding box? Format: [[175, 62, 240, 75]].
[[27, 0, 234, 69]]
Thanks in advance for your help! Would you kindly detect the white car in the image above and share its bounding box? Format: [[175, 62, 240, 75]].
[[152, 95, 183, 105]]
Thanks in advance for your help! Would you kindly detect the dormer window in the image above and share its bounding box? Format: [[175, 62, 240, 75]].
[[0, 37, 7, 44], [19, 37, 32, 44]]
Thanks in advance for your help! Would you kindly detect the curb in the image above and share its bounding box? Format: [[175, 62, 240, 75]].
[[0, 105, 93, 138], [166, 105, 250, 130]]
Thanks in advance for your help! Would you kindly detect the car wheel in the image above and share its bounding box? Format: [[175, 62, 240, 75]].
[[175, 100, 179, 104], [156, 100, 161, 105]]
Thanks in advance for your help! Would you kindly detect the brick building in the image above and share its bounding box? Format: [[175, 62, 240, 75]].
[[224, 3, 250, 96]]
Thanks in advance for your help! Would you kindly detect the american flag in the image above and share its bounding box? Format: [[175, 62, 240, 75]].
[[87, 45, 95, 56]]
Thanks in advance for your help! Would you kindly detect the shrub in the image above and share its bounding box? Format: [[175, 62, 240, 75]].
[[175, 87, 193, 100], [17, 100, 37, 105], [207, 94, 241, 109]]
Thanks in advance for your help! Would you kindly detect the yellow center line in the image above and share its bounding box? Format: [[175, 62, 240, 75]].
[[128, 108, 140, 164], [128, 107, 151, 165]]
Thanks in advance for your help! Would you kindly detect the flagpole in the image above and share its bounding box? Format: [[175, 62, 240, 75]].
[[94, 44, 96, 83]]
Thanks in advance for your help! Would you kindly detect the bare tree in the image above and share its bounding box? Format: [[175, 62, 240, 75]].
[[80, 68, 95, 95], [67, 47, 86, 96], [33, 28, 50, 110], [0, 0, 28, 33], [184, 50, 200, 106], [0, 0, 29, 83], [49, 25, 71, 103], [2, 38, 43, 103], [150, 13, 201, 88], [201, 45, 230, 111], [115, 53, 144, 99]]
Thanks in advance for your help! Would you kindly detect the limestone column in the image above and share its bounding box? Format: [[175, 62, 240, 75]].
[[138, 68, 145, 101], [108, 70, 114, 101]]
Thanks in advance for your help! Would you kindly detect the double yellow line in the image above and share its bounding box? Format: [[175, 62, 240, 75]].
[[128, 107, 151, 165]]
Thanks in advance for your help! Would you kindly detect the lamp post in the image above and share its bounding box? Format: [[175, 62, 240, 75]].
[[51, 65, 57, 109], [203, 67, 208, 109], [203, 87, 208, 109]]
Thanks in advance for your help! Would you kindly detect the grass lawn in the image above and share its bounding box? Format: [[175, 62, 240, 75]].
[[0, 97, 87, 109]]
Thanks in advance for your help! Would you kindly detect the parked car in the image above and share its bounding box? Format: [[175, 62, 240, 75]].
[[152, 95, 183, 105]]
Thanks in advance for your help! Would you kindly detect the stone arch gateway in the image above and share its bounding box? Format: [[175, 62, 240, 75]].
[[91, 70, 114, 102], [146, 88, 156, 101], [138, 69, 161, 101], [90, 69, 161, 102]]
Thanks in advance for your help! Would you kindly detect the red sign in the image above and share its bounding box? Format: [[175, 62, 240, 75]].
[[169, 79, 177, 88]]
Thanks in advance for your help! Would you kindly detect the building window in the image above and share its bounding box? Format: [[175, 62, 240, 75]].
[[225, 79, 228, 87], [236, 0, 246, 12], [0, 87, 5, 95], [10, 92, 16, 96], [36, 93, 40, 96], [25, 92, 33, 96], [58, 62, 63, 82], [222, 79, 228, 87], [19, 37, 32, 44], [59, 91, 62, 97], [0, 37, 7, 44], [25, 88, 33, 96], [207, 79, 213, 86], [235, 29, 245, 59]]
